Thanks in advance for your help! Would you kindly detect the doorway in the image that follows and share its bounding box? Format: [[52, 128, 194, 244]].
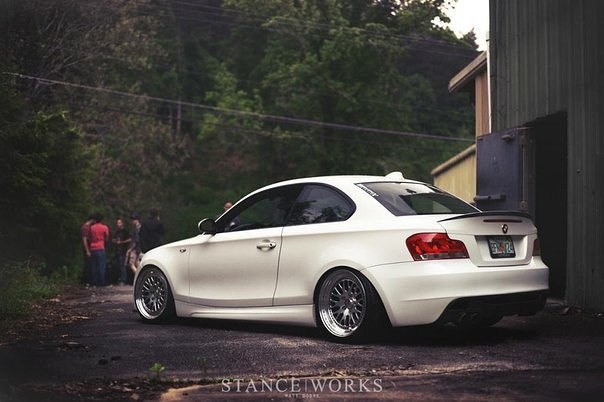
[[528, 112, 568, 298]]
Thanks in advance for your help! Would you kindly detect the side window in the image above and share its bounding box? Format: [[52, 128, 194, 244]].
[[287, 184, 355, 225], [220, 185, 301, 232]]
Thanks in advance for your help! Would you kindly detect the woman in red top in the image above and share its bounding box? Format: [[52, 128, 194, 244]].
[[89, 213, 110, 286]]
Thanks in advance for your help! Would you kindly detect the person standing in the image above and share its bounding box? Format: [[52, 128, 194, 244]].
[[80, 215, 94, 285], [140, 208, 165, 253], [112, 218, 131, 285], [126, 213, 142, 282], [89, 213, 110, 286]]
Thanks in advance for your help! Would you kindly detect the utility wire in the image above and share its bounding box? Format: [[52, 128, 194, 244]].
[[8, 2, 477, 119], [72, 0, 478, 60], [67, 101, 467, 152], [5, 72, 474, 143], [13, 48, 473, 121], [141, 0, 476, 54]]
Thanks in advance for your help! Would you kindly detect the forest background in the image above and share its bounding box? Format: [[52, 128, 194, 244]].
[[0, 0, 478, 284]]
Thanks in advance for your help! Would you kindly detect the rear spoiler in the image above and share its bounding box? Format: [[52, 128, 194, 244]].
[[439, 210, 533, 223]]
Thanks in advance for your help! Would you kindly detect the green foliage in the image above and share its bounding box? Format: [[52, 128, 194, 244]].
[[1, 0, 477, 263], [0, 83, 93, 268], [0, 261, 62, 320], [149, 362, 166, 380], [196, 0, 476, 187]]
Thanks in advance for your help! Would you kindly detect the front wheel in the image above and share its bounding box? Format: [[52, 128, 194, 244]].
[[316, 269, 382, 342], [134, 267, 175, 322]]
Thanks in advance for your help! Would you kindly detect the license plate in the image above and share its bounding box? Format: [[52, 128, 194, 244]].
[[488, 236, 516, 258]]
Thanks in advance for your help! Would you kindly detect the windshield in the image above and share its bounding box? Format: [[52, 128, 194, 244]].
[[358, 182, 478, 216]]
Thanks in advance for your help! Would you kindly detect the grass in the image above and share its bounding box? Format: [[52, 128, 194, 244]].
[[0, 260, 79, 321]]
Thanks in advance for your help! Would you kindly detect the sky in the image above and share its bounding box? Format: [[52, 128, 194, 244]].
[[442, 0, 490, 50]]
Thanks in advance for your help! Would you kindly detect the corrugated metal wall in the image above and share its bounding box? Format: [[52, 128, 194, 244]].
[[490, 0, 604, 309], [432, 145, 476, 203]]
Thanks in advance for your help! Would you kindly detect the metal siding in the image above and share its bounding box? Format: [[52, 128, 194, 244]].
[[475, 129, 525, 211], [433, 153, 477, 204], [490, 0, 604, 309]]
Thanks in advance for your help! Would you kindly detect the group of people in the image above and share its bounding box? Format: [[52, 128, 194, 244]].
[[81, 209, 165, 286]]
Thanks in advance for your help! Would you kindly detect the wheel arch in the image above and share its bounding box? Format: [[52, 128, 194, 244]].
[[133, 264, 177, 322], [136, 263, 174, 290], [135, 260, 181, 301], [312, 266, 392, 327]]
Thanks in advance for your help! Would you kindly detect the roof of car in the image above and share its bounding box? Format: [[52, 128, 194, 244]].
[[228, 172, 428, 221], [254, 172, 423, 194]]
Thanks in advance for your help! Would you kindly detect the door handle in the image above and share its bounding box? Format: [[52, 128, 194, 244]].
[[256, 240, 277, 250]]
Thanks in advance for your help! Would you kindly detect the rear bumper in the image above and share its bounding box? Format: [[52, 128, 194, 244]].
[[363, 258, 549, 327], [434, 290, 547, 325]]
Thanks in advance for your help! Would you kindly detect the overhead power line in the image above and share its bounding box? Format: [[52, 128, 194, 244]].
[[66, 102, 462, 153], [4, 72, 473, 143], [131, 0, 477, 56]]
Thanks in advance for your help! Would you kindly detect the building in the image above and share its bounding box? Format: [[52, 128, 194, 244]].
[[434, 0, 604, 310], [431, 51, 488, 203]]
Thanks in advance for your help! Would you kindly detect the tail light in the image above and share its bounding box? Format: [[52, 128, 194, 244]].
[[406, 233, 469, 261], [533, 238, 541, 256]]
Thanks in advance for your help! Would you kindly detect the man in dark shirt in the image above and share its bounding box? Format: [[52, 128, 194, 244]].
[[112, 218, 131, 285], [139, 208, 165, 253]]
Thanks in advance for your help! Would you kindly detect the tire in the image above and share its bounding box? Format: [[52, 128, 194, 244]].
[[134, 266, 176, 322], [316, 269, 382, 342]]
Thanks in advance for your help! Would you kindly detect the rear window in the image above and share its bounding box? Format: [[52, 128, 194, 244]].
[[357, 182, 478, 216]]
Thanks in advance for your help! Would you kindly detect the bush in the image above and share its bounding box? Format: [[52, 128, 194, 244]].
[[0, 82, 93, 270], [0, 260, 72, 320]]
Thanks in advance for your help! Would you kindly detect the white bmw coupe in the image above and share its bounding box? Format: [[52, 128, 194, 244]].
[[134, 173, 548, 341]]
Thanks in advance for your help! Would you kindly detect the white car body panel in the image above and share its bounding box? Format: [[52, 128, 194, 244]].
[[365, 258, 548, 326], [188, 226, 282, 307], [135, 174, 549, 330], [275, 217, 445, 306], [176, 303, 316, 327], [438, 213, 539, 267]]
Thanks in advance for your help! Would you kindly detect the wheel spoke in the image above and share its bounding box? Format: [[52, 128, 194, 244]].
[[318, 271, 369, 337], [135, 269, 171, 319]]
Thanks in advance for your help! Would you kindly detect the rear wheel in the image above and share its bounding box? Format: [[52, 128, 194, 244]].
[[134, 267, 175, 322], [316, 269, 382, 342]]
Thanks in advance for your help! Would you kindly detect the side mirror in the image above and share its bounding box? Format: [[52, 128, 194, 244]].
[[198, 218, 217, 235]]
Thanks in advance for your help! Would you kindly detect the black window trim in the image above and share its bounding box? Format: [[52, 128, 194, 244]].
[[215, 182, 358, 233], [284, 182, 357, 227], [216, 184, 304, 233]]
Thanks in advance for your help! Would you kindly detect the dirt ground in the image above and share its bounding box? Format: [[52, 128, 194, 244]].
[[1, 285, 603, 401], [0, 285, 179, 401]]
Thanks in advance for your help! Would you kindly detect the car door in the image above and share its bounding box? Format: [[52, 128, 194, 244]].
[[275, 184, 356, 305], [188, 185, 301, 307]]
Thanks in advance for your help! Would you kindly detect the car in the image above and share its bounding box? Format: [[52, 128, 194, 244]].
[[133, 172, 548, 341]]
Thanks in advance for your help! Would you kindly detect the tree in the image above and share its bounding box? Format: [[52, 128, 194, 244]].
[[196, 0, 476, 185], [1, 0, 194, 263], [0, 81, 92, 268], [1, 0, 479, 257]]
